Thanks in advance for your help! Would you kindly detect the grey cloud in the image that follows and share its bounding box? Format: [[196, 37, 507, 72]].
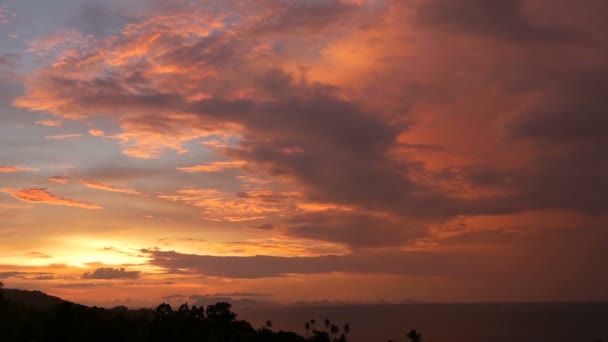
[[248, 223, 275, 230], [82, 267, 140, 280], [0, 53, 20, 67], [285, 209, 424, 249], [251, 0, 357, 35], [414, 0, 573, 42], [0, 271, 54, 280], [142, 248, 481, 279], [67, 4, 133, 36]]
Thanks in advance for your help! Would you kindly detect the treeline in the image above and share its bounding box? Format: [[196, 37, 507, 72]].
[[0, 283, 422, 342]]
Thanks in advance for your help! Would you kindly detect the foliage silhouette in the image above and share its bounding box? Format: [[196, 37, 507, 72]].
[[0, 285, 365, 342]]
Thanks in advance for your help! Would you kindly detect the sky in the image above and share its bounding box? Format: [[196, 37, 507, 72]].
[[0, 0, 607, 307]]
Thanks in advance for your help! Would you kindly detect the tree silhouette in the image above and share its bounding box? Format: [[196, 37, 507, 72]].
[[311, 318, 316, 331], [343, 322, 350, 340], [407, 329, 422, 342], [310, 330, 331, 342], [0, 287, 358, 342], [330, 323, 339, 341], [324, 318, 331, 332]]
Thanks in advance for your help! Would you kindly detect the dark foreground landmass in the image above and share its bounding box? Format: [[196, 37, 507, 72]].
[[2, 285, 605, 342], [1, 285, 424, 342]]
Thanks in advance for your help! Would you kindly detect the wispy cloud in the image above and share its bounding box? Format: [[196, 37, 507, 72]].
[[80, 180, 140, 195], [178, 160, 246, 173], [0, 6, 15, 25], [48, 176, 69, 184], [0, 165, 38, 173], [46, 134, 83, 139], [0, 188, 102, 209], [159, 188, 301, 222], [35, 119, 63, 127]]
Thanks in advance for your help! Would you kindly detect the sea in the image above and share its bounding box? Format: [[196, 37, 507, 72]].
[[235, 303, 608, 342]]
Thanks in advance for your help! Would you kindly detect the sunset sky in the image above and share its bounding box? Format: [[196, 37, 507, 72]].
[[1, 0, 607, 307]]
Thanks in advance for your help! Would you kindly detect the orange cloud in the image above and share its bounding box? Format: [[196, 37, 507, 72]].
[[88, 114, 225, 158], [48, 176, 69, 184], [0, 188, 102, 209], [80, 180, 140, 195], [46, 134, 84, 139], [35, 119, 63, 127], [159, 188, 301, 222], [178, 160, 246, 173], [0, 165, 39, 173]]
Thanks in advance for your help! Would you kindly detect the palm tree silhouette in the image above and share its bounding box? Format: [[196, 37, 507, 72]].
[[265, 320, 273, 330], [324, 318, 331, 332], [343, 323, 350, 340], [305, 321, 311, 338], [310, 318, 316, 331], [330, 323, 339, 341]]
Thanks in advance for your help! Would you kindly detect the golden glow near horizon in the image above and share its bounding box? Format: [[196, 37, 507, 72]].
[[1, 0, 608, 306]]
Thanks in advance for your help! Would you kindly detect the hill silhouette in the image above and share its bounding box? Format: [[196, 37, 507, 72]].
[[2, 288, 67, 310], [1, 284, 374, 342]]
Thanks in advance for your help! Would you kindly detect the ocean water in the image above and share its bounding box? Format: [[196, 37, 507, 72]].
[[236, 303, 608, 342]]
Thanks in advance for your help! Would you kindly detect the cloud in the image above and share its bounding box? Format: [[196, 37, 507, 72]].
[[35, 119, 63, 127], [0, 271, 54, 280], [284, 209, 425, 249], [0, 6, 15, 25], [178, 160, 246, 172], [45, 134, 83, 139], [81, 180, 140, 195], [48, 176, 69, 184], [0, 53, 19, 67], [67, 4, 132, 36], [158, 188, 299, 222], [11, 0, 608, 250], [413, 0, 569, 41], [142, 248, 476, 279], [248, 223, 275, 230], [0, 165, 38, 173], [82, 267, 140, 279], [0, 188, 102, 209], [24, 252, 53, 259]]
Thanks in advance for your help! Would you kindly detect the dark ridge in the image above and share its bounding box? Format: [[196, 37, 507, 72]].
[[2, 288, 68, 311], [0, 285, 367, 342]]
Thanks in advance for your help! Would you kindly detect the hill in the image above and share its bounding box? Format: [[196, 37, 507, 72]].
[[2, 288, 67, 310]]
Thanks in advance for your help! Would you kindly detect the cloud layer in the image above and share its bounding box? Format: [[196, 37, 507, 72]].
[[3, 0, 608, 303]]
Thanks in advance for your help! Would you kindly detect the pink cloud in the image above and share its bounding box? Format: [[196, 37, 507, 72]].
[[0, 6, 15, 25]]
